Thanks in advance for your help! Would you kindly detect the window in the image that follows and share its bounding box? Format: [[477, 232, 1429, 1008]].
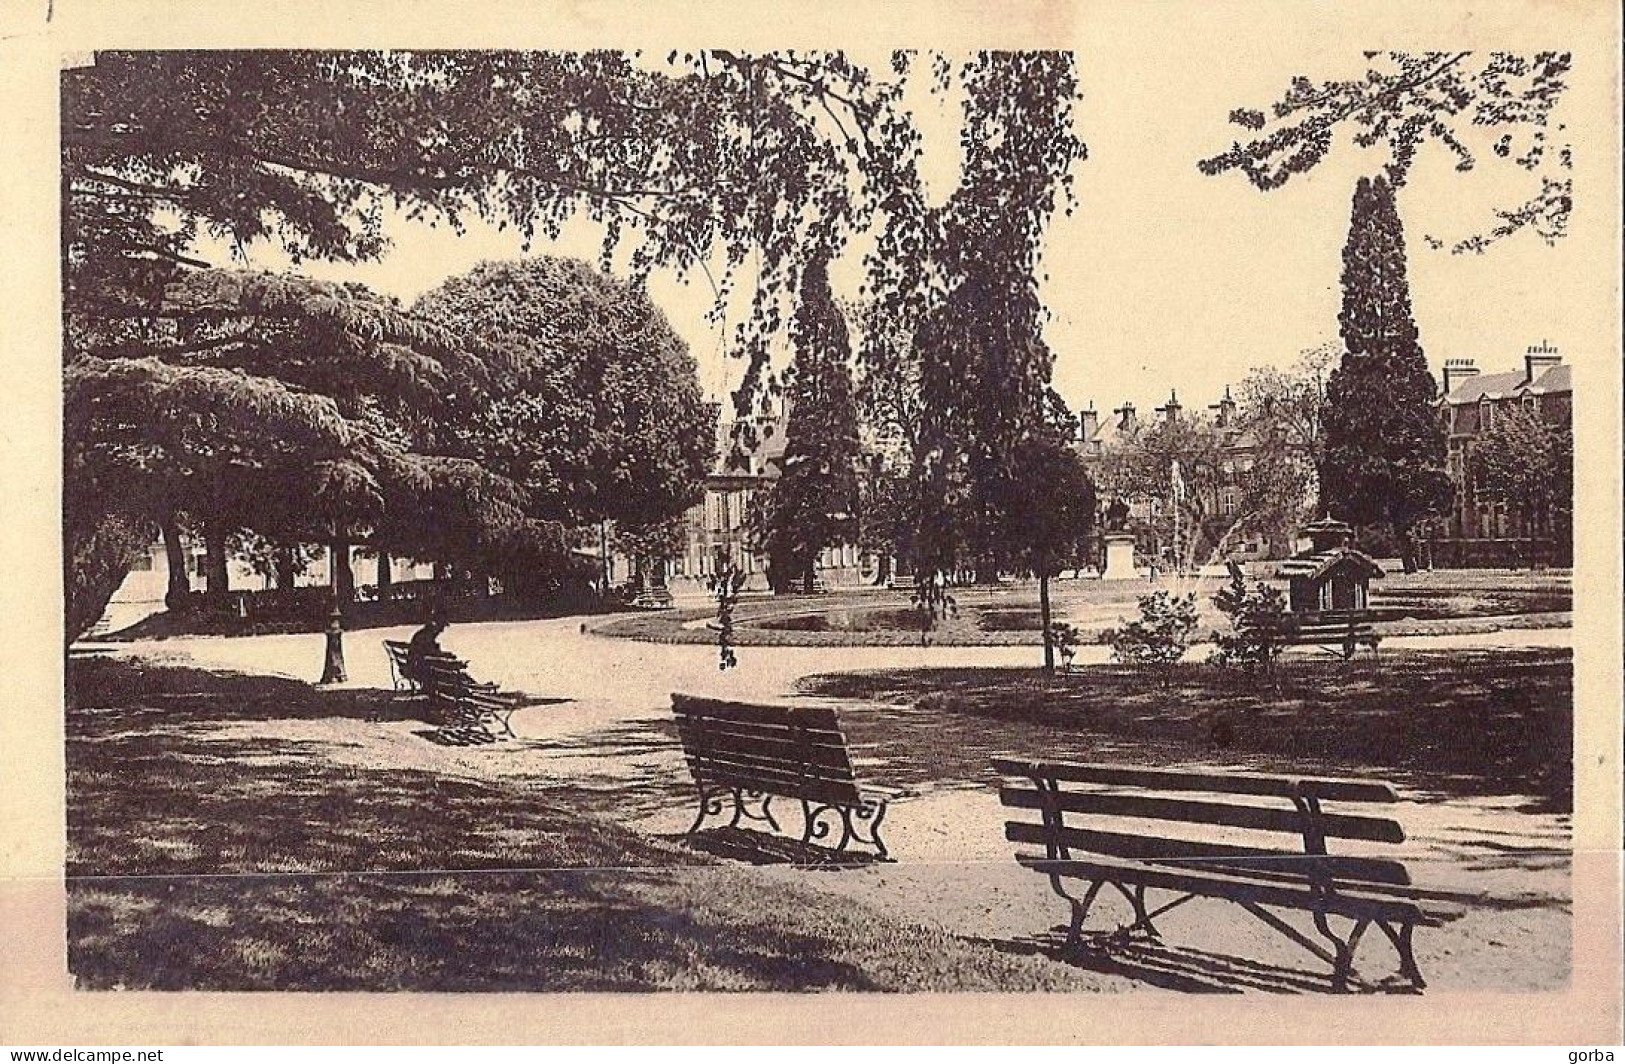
[[1479, 398, 1494, 431], [1522, 394, 1539, 417]]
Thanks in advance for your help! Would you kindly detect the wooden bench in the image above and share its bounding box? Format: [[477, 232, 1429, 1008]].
[[383, 641, 472, 695], [417, 657, 522, 740], [384, 640, 523, 742], [382, 640, 418, 691], [671, 693, 893, 858], [995, 758, 1462, 992], [1253, 610, 1381, 661]]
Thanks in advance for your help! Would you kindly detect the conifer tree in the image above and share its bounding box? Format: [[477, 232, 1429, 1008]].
[[749, 254, 862, 594], [1318, 176, 1452, 571]]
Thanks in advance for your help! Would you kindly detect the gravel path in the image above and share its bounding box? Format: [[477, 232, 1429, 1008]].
[[87, 616, 1573, 993]]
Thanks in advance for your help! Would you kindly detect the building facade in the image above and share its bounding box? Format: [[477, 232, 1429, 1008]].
[[1078, 387, 1311, 565], [657, 414, 872, 597], [1428, 342, 1572, 566]]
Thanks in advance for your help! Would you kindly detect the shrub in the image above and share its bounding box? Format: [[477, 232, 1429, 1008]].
[[1210, 564, 1289, 675], [1107, 590, 1199, 681], [1048, 621, 1080, 672], [705, 567, 748, 670]]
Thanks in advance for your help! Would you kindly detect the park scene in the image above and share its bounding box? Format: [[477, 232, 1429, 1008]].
[[63, 48, 1577, 994]]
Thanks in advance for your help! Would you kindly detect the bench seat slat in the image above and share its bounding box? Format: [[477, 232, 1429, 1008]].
[[993, 758, 1397, 803], [685, 747, 857, 785], [687, 759, 864, 807], [1013, 853, 1443, 925], [672, 694, 840, 731], [1004, 821, 1413, 886], [999, 785, 1405, 843]]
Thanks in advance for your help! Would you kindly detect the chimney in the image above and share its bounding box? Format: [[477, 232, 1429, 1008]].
[[1079, 402, 1100, 444], [1114, 402, 1137, 431], [1524, 340, 1561, 385], [1156, 389, 1182, 424], [1442, 358, 1479, 397], [1209, 386, 1236, 428]]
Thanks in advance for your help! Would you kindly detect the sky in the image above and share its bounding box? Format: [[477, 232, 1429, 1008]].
[[220, 41, 1587, 420]]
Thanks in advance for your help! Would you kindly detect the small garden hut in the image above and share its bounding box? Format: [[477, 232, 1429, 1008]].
[[1278, 517, 1384, 614]]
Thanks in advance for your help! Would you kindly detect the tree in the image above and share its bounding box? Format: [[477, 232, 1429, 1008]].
[[1318, 176, 1452, 571], [62, 49, 947, 424], [61, 267, 482, 636], [1472, 407, 1573, 563], [1000, 437, 1095, 670], [1095, 414, 1226, 571], [61, 50, 1085, 635], [748, 254, 862, 594], [412, 257, 715, 531], [612, 515, 689, 591], [909, 53, 1086, 594], [1200, 51, 1574, 254]]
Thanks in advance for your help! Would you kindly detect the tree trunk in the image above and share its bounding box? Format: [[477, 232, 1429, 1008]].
[[331, 539, 355, 605], [1039, 571, 1054, 672], [377, 550, 393, 594], [874, 552, 892, 586], [803, 555, 817, 595], [203, 523, 230, 610], [162, 515, 190, 610]]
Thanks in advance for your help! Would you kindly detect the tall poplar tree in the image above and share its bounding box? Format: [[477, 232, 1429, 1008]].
[[1318, 176, 1452, 571]]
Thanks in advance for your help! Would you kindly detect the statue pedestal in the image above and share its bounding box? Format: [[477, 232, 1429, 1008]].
[[1101, 533, 1140, 581]]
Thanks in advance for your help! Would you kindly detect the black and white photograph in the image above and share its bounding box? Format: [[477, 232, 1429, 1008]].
[[2, 0, 1621, 1048]]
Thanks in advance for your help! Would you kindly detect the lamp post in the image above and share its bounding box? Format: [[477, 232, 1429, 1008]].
[[318, 599, 347, 684]]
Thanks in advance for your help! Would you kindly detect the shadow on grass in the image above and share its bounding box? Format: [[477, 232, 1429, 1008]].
[[800, 649, 1572, 811], [674, 826, 889, 869], [66, 656, 1101, 992], [965, 928, 1412, 995]]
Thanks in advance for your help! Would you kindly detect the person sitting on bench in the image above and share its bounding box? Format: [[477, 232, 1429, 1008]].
[[403, 612, 449, 684]]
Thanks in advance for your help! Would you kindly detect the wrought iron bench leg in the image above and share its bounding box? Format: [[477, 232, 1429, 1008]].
[[728, 789, 779, 831], [687, 786, 728, 835], [1376, 919, 1426, 990], [1057, 878, 1105, 951], [801, 800, 854, 852], [1316, 910, 1371, 992], [849, 797, 890, 858]]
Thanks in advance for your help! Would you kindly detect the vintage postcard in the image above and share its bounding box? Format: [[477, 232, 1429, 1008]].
[[1, 0, 1621, 1046]]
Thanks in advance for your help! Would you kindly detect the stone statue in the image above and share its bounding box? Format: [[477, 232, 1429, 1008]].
[[1105, 497, 1130, 533]]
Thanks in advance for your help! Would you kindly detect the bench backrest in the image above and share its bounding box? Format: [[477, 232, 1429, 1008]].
[[416, 655, 478, 698], [994, 758, 1412, 889], [671, 694, 864, 808]]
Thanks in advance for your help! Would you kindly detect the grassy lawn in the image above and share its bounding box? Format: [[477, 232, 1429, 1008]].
[[594, 569, 1572, 648], [802, 648, 1572, 809], [66, 658, 1102, 991]]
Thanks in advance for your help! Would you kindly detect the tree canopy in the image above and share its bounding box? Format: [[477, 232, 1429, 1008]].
[[60, 48, 1088, 635], [412, 257, 715, 530], [1471, 407, 1572, 548], [1199, 51, 1573, 254]]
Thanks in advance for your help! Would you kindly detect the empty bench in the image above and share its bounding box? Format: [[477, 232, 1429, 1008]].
[[995, 758, 1461, 992], [671, 694, 893, 858], [1251, 611, 1381, 661]]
